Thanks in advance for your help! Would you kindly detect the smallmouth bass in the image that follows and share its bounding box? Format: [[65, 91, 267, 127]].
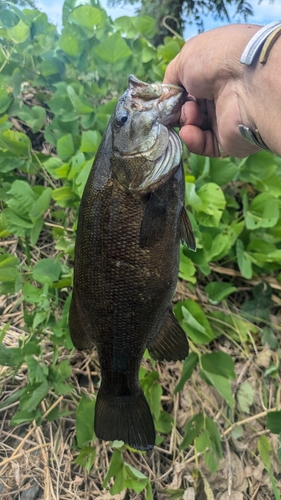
[[69, 75, 196, 451]]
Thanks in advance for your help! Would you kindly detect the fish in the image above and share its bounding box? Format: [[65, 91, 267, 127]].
[[69, 75, 196, 451]]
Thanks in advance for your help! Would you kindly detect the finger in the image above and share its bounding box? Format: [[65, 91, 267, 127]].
[[169, 97, 199, 126], [180, 100, 209, 130], [163, 55, 181, 86], [179, 125, 220, 157]]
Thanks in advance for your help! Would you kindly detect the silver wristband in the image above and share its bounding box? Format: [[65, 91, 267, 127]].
[[240, 20, 281, 65], [238, 22, 281, 151], [238, 125, 270, 150]]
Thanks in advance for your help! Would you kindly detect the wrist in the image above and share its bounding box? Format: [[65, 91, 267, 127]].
[[240, 27, 281, 153]]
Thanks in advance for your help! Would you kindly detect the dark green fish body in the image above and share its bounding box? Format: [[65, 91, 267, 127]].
[[69, 75, 196, 450]]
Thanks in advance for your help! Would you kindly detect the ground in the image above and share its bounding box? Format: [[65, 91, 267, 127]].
[[1, 268, 280, 499]]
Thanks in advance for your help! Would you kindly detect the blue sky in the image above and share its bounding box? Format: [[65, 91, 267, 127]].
[[36, 0, 281, 39]]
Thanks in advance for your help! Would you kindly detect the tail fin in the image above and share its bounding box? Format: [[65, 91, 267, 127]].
[[94, 385, 155, 451]]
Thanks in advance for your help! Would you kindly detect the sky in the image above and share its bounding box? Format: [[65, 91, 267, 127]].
[[35, 0, 281, 39]]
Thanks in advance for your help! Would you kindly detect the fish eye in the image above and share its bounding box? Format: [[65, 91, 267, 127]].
[[115, 114, 128, 127]]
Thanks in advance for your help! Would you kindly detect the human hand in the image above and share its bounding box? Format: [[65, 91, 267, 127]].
[[163, 24, 263, 158]]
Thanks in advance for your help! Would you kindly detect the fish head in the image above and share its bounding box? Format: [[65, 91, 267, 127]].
[[111, 75, 186, 192]]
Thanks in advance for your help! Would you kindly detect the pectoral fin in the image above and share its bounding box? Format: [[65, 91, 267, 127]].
[[140, 192, 167, 249], [148, 309, 189, 361], [180, 207, 196, 251]]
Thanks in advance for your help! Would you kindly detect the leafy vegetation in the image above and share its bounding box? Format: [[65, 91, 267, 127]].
[[0, 1, 281, 498], [109, 0, 255, 44]]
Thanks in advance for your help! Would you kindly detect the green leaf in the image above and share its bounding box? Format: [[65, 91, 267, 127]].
[[70, 6, 104, 30], [201, 352, 235, 379], [11, 409, 39, 425], [21, 379, 49, 412], [32, 258, 62, 284], [103, 449, 125, 491], [205, 282, 237, 304], [205, 417, 222, 458], [0, 253, 19, 269], [204, 233, 230, 262], [200, 371, 234, 408], [237, 381, 255, 414], [266, 411, 281, 434], [149, 380, 162, 420], [180, 413, 204, 449], [7, 19, 30, 43], [30, 217, 44, 245], [0, 344, 20, 367], [75, 160, 92, 198], [209, 158, 239, 186], [174, 299, 215, 344], [158, 40, 181, 63], [115, 15, 156, 38], [155, 410, 173, 434], [80, 131, 101, 153], [57, 134, 75, 161], [134, 15, 156, 37], [3, 208, 33, 233], [0, 89, 12, 114], [30, 107, 47, 133], [179, 248, 196, 284], [0, 266, 19, 282], [52, 186, 77, 207], [0, 130, 31, 157], [67, 86, 94, 114], [58, 25, 83, 56], [241, 282, 272, 322], [258, 435, 271, 470], [244, 192, 279, 229], [95, 33, 132, 63], [73, 446, 96, 473], [125, 462, 147, 480], [236, 239, 252, 279], [29, 188, 52, 222], [175, 352, 198, 393], [7, 180, 36, 214], [195, 182, 226, 227], [0, 387, 25, 410], [76, 395, 95, 447]]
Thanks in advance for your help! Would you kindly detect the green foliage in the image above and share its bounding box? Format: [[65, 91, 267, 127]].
[[0, 0, 280, 495], [102, 448, 153, 497], [258, 436, 281, 500], [76, 395, 95, 447], [180, 414, 223, 474]]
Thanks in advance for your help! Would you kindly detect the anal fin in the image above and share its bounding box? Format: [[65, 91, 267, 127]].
[[148, 309, 189, 361], [180, 207, 196, 251]]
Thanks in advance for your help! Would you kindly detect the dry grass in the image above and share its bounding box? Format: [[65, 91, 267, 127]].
[[1, 214, 281, 499], [1, 273, 281, 500]]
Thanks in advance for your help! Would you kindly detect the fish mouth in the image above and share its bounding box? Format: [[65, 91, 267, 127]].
[[127, 74, 187, 124], [128, 74, 185, 101]]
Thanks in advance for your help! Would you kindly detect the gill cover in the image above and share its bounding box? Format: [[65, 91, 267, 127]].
[[111, 75, 186, 192]]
